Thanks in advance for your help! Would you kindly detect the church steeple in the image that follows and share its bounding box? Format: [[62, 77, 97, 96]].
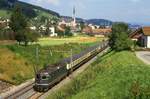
[[73, 6, 76, 27]]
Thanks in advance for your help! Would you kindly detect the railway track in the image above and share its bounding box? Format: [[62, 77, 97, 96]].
[[3, 84, 44, 99], [2, 46, 109, 99], [3, 82, 35, 99], [28, 92, 44, 99]]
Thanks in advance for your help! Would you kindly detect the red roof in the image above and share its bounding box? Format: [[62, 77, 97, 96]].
[[82, 26, 92, 33], [92, 28, 112, 35]]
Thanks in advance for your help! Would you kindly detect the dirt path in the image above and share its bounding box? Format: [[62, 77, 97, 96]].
[[135, 51, 150, 65]]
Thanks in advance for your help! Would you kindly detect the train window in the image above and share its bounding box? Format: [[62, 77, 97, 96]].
[[42, 75, 47, 80]]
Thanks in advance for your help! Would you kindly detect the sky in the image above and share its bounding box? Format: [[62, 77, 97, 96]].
[[20, 0, 150, 24]]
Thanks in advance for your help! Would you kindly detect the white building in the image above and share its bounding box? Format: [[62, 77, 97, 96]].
[[131, 27, 150, 48], [30, 26, 36, 30], [88, 24, 95, 29], [59, 20, 72, 27], [49, 27, 57, 37], [140, 27, 150, 48]]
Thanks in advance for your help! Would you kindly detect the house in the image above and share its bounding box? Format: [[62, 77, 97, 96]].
[[140, 27, 150, 48], [130, 27, 150, 48], [129, 28, 142, 41], [92, 28, 112, 37], [88, 24, 96, 29], [30, 26, 36, 30], [59, 20, 72, 27], [82, 26, 112, 37], [82, 26, 93, 34], [49, 27, 57, 37]]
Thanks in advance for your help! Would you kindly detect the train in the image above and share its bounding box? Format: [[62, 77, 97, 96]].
[[34, 41, 108, 92]]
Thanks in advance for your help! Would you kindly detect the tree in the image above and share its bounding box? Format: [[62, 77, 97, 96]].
[[65, 26, 72, 36], [9, 5, 27, 32], [9, 5, 28, 45], [80, 21, 85, 31], [26, 30, 40, 44], [29, 30, 40, 43], [9, 5, 39, 46], [15, 29, 39, 46], [109, 22, 133, 51], [45, 19, 52, 36]]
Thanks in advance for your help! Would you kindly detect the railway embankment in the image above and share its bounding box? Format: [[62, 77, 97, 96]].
[[47, 51, 150, 99]]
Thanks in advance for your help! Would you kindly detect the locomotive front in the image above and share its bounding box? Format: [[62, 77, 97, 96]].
[[34, 71, 50, 92], [34, 64, 68, 92]]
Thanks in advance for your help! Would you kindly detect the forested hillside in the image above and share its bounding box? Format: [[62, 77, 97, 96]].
[[0, 0, 60, 18]]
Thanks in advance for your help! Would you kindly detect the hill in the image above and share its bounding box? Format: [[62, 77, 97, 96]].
[[48, 51, 150, 99], [0, 0, 59, 19], [61, 16, 113, 26], [61, 16, 85, 23], [86, 19, 113, 26]]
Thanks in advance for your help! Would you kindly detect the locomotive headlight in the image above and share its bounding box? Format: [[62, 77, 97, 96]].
[[57, 67, 60, 69]]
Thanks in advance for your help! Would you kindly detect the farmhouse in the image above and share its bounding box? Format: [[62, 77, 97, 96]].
[[92, 28, 112, 37], [140, 27, 150, 48], [82, 26, 93, 34], [130, 27, 150, 48], [82, 27, 112, 37]]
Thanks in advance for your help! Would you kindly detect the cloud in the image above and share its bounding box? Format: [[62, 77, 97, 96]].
[[30, 0, 60, 6]]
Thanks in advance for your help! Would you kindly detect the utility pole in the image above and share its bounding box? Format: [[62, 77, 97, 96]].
[[34, 46, 39, 75], [46, 49, 53, 66], [69, 49, 74, 79], [50, 49, 53, 57], [70, 49, 73, 67], [70, 49, 73, 73]]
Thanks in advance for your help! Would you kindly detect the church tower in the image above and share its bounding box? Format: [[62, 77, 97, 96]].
[[72, 6, 76, 27]]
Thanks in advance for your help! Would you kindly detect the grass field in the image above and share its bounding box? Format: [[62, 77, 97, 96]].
[[48, 51, 150, 99], [38, 36, 104, 46], [0, 10, 11, 18]]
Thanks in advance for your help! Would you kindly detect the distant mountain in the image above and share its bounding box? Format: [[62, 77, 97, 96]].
[[86, 19, 113, 26], [128, 23, 142, 30], [61, 16, 85, 23], [0, 0, 60, 18], [61, 16, 113, 26]]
